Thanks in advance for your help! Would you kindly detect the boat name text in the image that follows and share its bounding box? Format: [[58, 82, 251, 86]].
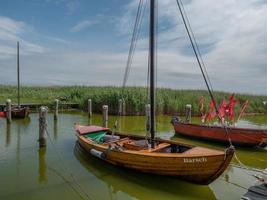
[[183, 157, 207, 163]]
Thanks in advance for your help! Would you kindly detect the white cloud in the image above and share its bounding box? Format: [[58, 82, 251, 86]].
[[70, 20, 99, 33], [0, 16, 47, 59], [113, 0, 267, 94]]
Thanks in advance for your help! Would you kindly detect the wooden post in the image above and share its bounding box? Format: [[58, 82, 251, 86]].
[[54, 99, 59, 120], [102, 105, 108, 128], [122, 100, 126, 116], [6, 99, 12, 123], [39, 106, 47, 147], [88, 99, 92, 117], [145, 104, 151, 131], [185, 104, 192, 123], [118, 99, 123, 115]]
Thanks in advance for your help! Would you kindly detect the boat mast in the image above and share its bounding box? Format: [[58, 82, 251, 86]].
[[149, 0, 155, 148], [17, 41, 20, 108]]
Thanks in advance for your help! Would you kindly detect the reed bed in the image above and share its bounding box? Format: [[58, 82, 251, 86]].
[[0, 85, 266, 115]]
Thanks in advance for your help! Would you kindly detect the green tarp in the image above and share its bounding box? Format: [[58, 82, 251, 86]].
[[84, 131, 107, 143]]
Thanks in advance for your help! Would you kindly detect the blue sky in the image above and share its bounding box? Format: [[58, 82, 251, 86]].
[[0, 0, 267, 94]]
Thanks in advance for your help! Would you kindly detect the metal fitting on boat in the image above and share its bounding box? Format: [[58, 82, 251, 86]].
[[90, 149, 107, 159]]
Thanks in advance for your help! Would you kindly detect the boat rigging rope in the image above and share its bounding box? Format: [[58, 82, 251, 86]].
[[122, 0, 146, 90], [112, 0, 147, 133], [175, 0, 235, 147], [178, 0, 214, 93], [43, 124, 93, 200]]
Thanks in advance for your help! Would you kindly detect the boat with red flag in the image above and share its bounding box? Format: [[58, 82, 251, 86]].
[[172, 94, 267, 147]]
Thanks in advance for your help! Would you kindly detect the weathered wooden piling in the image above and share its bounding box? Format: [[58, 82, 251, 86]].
[[102, 105, 108, 128], [122, 100, 126, 116], [145, 104, 151, 131], [54, 99, 59, 120], [185, 104, 192, 123], [88, 99, 92, 117], [118, 99, 123, 115], [6, 99, 12, 123], [39, 106, 47, 147]]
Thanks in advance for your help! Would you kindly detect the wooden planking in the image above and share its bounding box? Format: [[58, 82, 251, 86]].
[[173, 121, 267, 147], [77, 134, 234, 184]]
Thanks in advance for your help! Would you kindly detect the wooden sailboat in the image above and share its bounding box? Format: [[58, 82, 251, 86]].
[[75, 0, 234, 185], [171, 118, 267, 147], [11, 42, 29, 119]]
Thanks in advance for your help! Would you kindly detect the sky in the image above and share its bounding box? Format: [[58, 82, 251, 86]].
[[0, 0, 267, 95]]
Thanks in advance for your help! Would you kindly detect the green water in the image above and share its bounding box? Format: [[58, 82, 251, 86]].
[[0, 112, 266, 200]]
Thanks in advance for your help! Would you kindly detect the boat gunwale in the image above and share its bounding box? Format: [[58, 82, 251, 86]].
[[173, 120, 267, 133], [77, 134, 228, 158]]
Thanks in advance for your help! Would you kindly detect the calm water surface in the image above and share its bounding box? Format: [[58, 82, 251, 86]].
[[0, 112, 266, 200]]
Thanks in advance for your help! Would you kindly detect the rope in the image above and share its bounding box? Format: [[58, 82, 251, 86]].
[[178, 0, 214, 93], [175, 0, 235, 148], [44, 125, 93, 200], [113, 0, 147, 134]]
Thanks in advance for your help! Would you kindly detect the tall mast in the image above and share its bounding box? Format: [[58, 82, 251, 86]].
[[149, 0, 155, 148], [17, 41, 20, 108]]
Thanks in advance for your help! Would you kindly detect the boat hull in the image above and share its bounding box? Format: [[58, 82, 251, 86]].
[[11, 107, 30, 118], [76, 129, 234, 185], [171, 118, 267, 147]]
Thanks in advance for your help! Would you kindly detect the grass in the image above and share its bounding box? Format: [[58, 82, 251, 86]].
[[0, 85, 266, 115]]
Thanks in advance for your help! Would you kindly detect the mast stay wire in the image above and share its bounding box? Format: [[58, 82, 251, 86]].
[[178, 0, 214, 93], [175, 0, 235, 147], [113, 0, 147, 133]]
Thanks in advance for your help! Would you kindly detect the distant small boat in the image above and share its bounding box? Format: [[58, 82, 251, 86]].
[[171, 118, 267, 147], [11, 41, 29, 119], [75, 124, 234, 185], [11, 107, 30, 118], [0, 112, 6, 118]]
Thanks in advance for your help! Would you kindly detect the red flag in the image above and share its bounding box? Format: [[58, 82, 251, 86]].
[[205, 99, 216, 123], [219, 99, 227, 118], [208, 99, 215, 111], [226, 94, 238, 123]]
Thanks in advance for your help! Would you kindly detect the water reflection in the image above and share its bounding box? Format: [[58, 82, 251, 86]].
[[53, 120, 58, 140], [38, 147, 47, 183], [6, 123, 11, 147], [88, 117, 92, 126], [0, 113, 266, 200], [73, 142, 216, 200]]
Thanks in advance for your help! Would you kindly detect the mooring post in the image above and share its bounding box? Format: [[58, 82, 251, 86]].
[[145, 104, 151, 131], [185, 104, 192, 123], [88, 99, 92, 117], [39, 106, 47, 147], [102, 105, 108, 128], [118, 99, 123, 115], [6, 99, 12, 123], [54, 99, 59, 120], [122, 100, 126, 116]]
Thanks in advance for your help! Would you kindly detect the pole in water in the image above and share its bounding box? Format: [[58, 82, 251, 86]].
[[122, 100, 126, 116], [118, 99, 123, 115], [145, 104, 151, 131], [17, 41, 20, 108], [6, 99, 12, 123], [39, 106, 47, 147], [54, 99, 59, 120], [102, 105, 108, 128], [88, 99, 92, 117], [185, 104, 192, 123]]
